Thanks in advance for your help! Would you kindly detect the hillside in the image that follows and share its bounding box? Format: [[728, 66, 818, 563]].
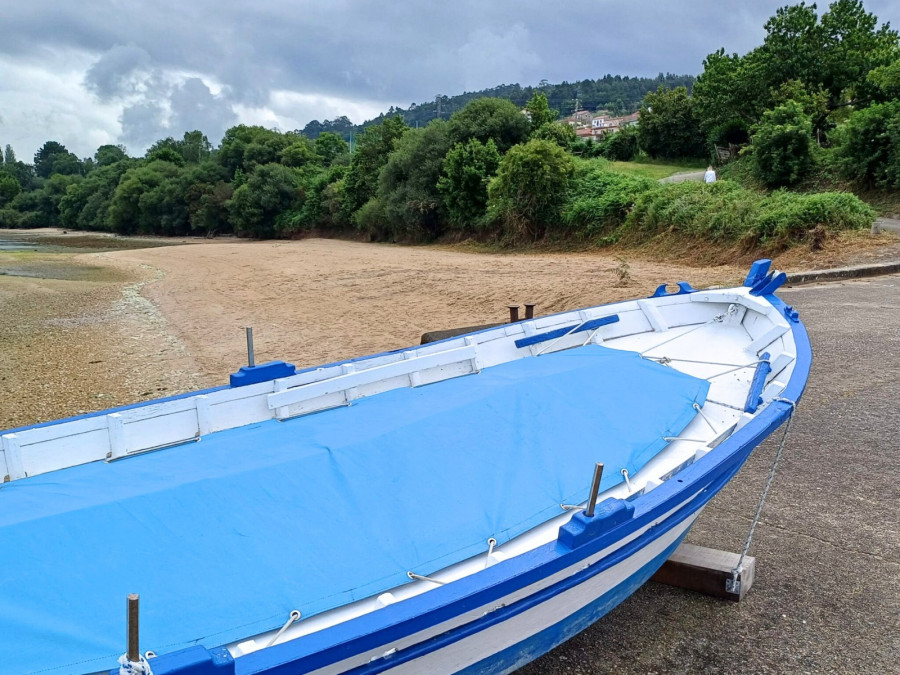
[[301, 73, 695, 139]]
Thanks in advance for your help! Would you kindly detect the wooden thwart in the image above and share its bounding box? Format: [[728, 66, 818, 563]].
[[651, 543, 755, 602]]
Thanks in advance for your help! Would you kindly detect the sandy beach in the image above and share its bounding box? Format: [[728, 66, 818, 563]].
[[2, 230, 897, 428]]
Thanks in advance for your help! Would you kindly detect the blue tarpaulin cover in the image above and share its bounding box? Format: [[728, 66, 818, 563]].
[[0, 345, 708, 674]]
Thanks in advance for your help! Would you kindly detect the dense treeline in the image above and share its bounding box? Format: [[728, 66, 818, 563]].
[[1, 0, 893, 250], [298, 74, 696, 142]]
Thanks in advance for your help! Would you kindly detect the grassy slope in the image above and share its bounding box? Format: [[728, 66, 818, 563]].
[[719, 155, 900, 217], [607, 156, 707, 180]]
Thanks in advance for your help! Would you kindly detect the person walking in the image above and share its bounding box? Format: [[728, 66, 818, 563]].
[[704, 165, 717, 183]]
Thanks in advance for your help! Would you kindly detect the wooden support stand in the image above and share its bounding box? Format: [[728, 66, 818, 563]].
[[651, 543, 755, 602]]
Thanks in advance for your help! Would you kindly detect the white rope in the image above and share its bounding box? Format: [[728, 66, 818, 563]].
[[266, 610, 301, 648], [639, 314, 724, 357], [407, 571, 446, 585], [534, 319, 590, 356], [484, 537, 497, 569], [118, 654, 153, 675], [693, 403, 718, 433], [728, 398, 797, 594]]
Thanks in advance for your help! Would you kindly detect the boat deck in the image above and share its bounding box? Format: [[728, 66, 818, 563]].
[[0, 345, 708, 674]]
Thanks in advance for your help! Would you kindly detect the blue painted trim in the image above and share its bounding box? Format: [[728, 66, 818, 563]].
[[229, 361, 296, 387], [744, 352, 772, 413], [650, 281, 696, 298], [115, 646, 234, 675], [751, 271, 787, 297], [457, 528, 692, 674], [513, 315, 619, 348], [743, 259, 772, 287], [557, 498, 634, 548]]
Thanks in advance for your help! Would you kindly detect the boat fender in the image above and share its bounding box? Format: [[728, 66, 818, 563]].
[[557, 498, 635, 549], [113, 645, 234, 675]]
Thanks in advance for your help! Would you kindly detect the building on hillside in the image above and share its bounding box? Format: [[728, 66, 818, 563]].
[[588, 111, 641, 139], [562, 109, 593, 129]]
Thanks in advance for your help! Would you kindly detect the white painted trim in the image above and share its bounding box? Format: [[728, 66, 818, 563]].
[[267, 345, 477, 410], [1, 434, 24, 481]]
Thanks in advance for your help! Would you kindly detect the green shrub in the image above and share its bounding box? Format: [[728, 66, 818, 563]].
[[831, 101, 900, 188], [562, 164, 656, 235], [486, 139, 575, 241], [749, 101, 815, 187], [437, 138, 501, 229], [596, 126, 639, 161], [624, 179, 873, 247], [0, 208, 23, 228], [751, 191, 874, 243]]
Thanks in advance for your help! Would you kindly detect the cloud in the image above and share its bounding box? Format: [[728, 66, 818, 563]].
[[84, 43, 153, 101], [1, 0, 899, 160], [118, 77, 237, 150]]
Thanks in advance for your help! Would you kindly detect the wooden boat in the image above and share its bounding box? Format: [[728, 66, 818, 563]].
[[0, 259, 810, 675]]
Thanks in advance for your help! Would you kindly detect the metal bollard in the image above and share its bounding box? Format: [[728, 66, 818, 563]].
[[584, 463, 605, 517], [508, 305, 520, 323], [524, 303, 536, 320], [245, 327, 255, 367], [127, 594, 140, 662]]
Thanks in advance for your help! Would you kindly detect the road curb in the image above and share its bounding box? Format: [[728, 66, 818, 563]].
[[785, 260, 900, 285]]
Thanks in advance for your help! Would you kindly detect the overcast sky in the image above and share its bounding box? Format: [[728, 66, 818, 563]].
[[1, 0, 898, 162]]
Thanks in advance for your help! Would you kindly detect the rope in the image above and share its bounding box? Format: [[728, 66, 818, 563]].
[[727, 398, 797, 594], [118, 654, 153, 675], [265, 610, 301, 648]]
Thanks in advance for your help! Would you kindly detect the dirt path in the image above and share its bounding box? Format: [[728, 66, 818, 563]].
[[97, 239, 743, 385]]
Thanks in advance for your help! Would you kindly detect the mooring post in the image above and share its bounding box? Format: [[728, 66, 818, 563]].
[[508, 305, 520, 323], [584, 462, 604, 517], [126, 593, 140, 663], [524, 303, 536, 320], [245, 327, 255, 367]]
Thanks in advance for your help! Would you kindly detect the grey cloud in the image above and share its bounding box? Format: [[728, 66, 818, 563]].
[[169, 78, 237, 145], [84, 43, 153, 100], [3, 0, 900, 157]]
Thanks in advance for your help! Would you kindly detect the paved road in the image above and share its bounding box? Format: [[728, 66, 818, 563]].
[[520, 274, 900, 674]]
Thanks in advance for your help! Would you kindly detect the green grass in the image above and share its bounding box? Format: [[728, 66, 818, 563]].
[[606, 156, 708, 180]]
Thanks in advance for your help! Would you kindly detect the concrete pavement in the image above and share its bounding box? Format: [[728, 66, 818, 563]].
[[520, 274, 900, 674]]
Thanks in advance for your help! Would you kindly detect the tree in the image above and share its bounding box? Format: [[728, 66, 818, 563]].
[[597, 125, 639, 161], [227, 163, 302, 237], [525, 92, 556, 131], [487, 139, 574, 240], [868, 57, 900, 100], [530, 122, 577, 149], [107, 161, 184, 234], [375, 121, 453, 239], [832, 100, 900, 187], [313, 133, 349, 165], [33, 141, 81, 177], [637, 86, 706, 159], [447, 98, 530, 153], [146, 146, 186, 166], [58, 160, 135, 231], [0, 173, 20, 206], [94, 145, 128, 167], [437, 138, 501, 228], [4, 145, 16, 165], [218, 125, 297, 176], [181, 131, 212, 164], [749, 100, 815, 186], [342, 116, 409, 217], [280, 139, 321, 168]]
